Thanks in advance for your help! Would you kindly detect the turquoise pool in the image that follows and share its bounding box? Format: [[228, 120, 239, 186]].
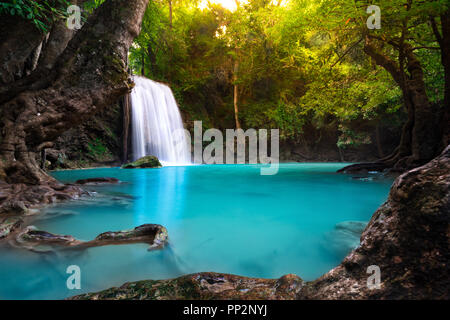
[[0, 163, 393, 299]]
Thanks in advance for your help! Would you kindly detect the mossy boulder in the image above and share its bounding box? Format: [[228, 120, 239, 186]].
[[122, 156, 162, 169], [69, 272, 303, 300]]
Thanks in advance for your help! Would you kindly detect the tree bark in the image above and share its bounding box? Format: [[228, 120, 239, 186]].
[[339, 36, 443, 173], [233, 58, 241, 129], [0, 0, 149, 185], [168, 0, 173, 30], [147, 42, 158, 77], [431, 13, 450, 151]]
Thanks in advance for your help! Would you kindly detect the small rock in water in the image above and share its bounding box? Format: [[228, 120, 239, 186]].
[[12, 224, 168, 252], [93, 224, 168, 250], [121, 156, 162, 169], [75, 177, 120, 185]]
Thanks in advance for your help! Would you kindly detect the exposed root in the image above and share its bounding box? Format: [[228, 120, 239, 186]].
[[9, 224, 168, 253], [0, 181, 85, 215]]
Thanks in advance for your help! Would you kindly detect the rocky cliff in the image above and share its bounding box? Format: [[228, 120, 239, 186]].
[[43, 99, 126, 170]]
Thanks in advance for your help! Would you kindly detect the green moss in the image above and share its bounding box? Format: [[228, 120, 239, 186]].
[[87, 138, 111, 159], [122, 156, 162, 169]]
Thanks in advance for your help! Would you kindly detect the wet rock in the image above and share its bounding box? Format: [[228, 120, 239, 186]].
[[45, 149, 68, 169], [299, 145, 450, 299], [0, 182, 84, 215], [122, 156, 162, 169], [75, 177, 120, 185], [16, 226, 82, 248], [0, 216, 23, 239], [92, 224, 168, 250], [337, 162, 388, 174], [13, 224, 168, 252], [0, 199, 28, 215], [69, 272, 303, 300]]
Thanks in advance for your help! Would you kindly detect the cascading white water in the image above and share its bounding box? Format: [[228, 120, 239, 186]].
[[130, 76, 191, 165]]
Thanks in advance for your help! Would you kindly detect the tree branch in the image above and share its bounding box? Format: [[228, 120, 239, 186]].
[[363, 36, 404, 88], [430, 16, 443, 46], [330, 38, 363, 68]]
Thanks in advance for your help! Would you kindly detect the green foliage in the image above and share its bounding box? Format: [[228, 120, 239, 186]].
[[87, 138, 109, 158], [83, 0, 105, 13], [0, 0, 105, 32], [129, 0, 446, 145], [0, 0, 70, 32], [337, 125, 371, 149]]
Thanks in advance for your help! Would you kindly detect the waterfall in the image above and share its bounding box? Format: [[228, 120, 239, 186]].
[[130, 76, 191, 165]]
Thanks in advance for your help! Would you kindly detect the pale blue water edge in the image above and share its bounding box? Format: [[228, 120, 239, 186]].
[[0, 163, 393, 299]]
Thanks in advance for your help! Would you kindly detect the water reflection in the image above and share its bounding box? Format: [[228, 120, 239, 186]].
[[132, 166, 188, 235]]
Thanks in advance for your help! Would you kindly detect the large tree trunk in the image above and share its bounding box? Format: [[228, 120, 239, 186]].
[[339, 36, 444, 174], [0, 0, 149, 189], [431, 13, 450, 151], [392, 48, 440, 169]]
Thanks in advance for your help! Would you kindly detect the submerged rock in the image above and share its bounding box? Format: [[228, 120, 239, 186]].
[[92, 224, 168, 250], [69, 272, 303, 300], [323, 221, 367, 257], [75, 177, 120, 185], [13, 224, 168, 252], [121, 156, 162, 169]]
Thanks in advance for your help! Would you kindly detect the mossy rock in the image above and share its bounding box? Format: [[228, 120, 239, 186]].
[[122, 156, 162, 169]]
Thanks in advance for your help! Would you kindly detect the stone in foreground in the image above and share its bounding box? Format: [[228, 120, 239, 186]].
[[15, 226, 83, 248], [12, 224, 168, 252], [92, 224, 168, 249], [122, 156, 162, 169], [69, 273, 303, 300]]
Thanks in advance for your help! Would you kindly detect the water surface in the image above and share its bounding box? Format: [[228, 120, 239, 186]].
[[0, 163, 393, 299]]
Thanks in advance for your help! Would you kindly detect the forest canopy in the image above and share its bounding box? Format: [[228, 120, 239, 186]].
[[0, 0, 448, 171], [127, 0, 446, 153]]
